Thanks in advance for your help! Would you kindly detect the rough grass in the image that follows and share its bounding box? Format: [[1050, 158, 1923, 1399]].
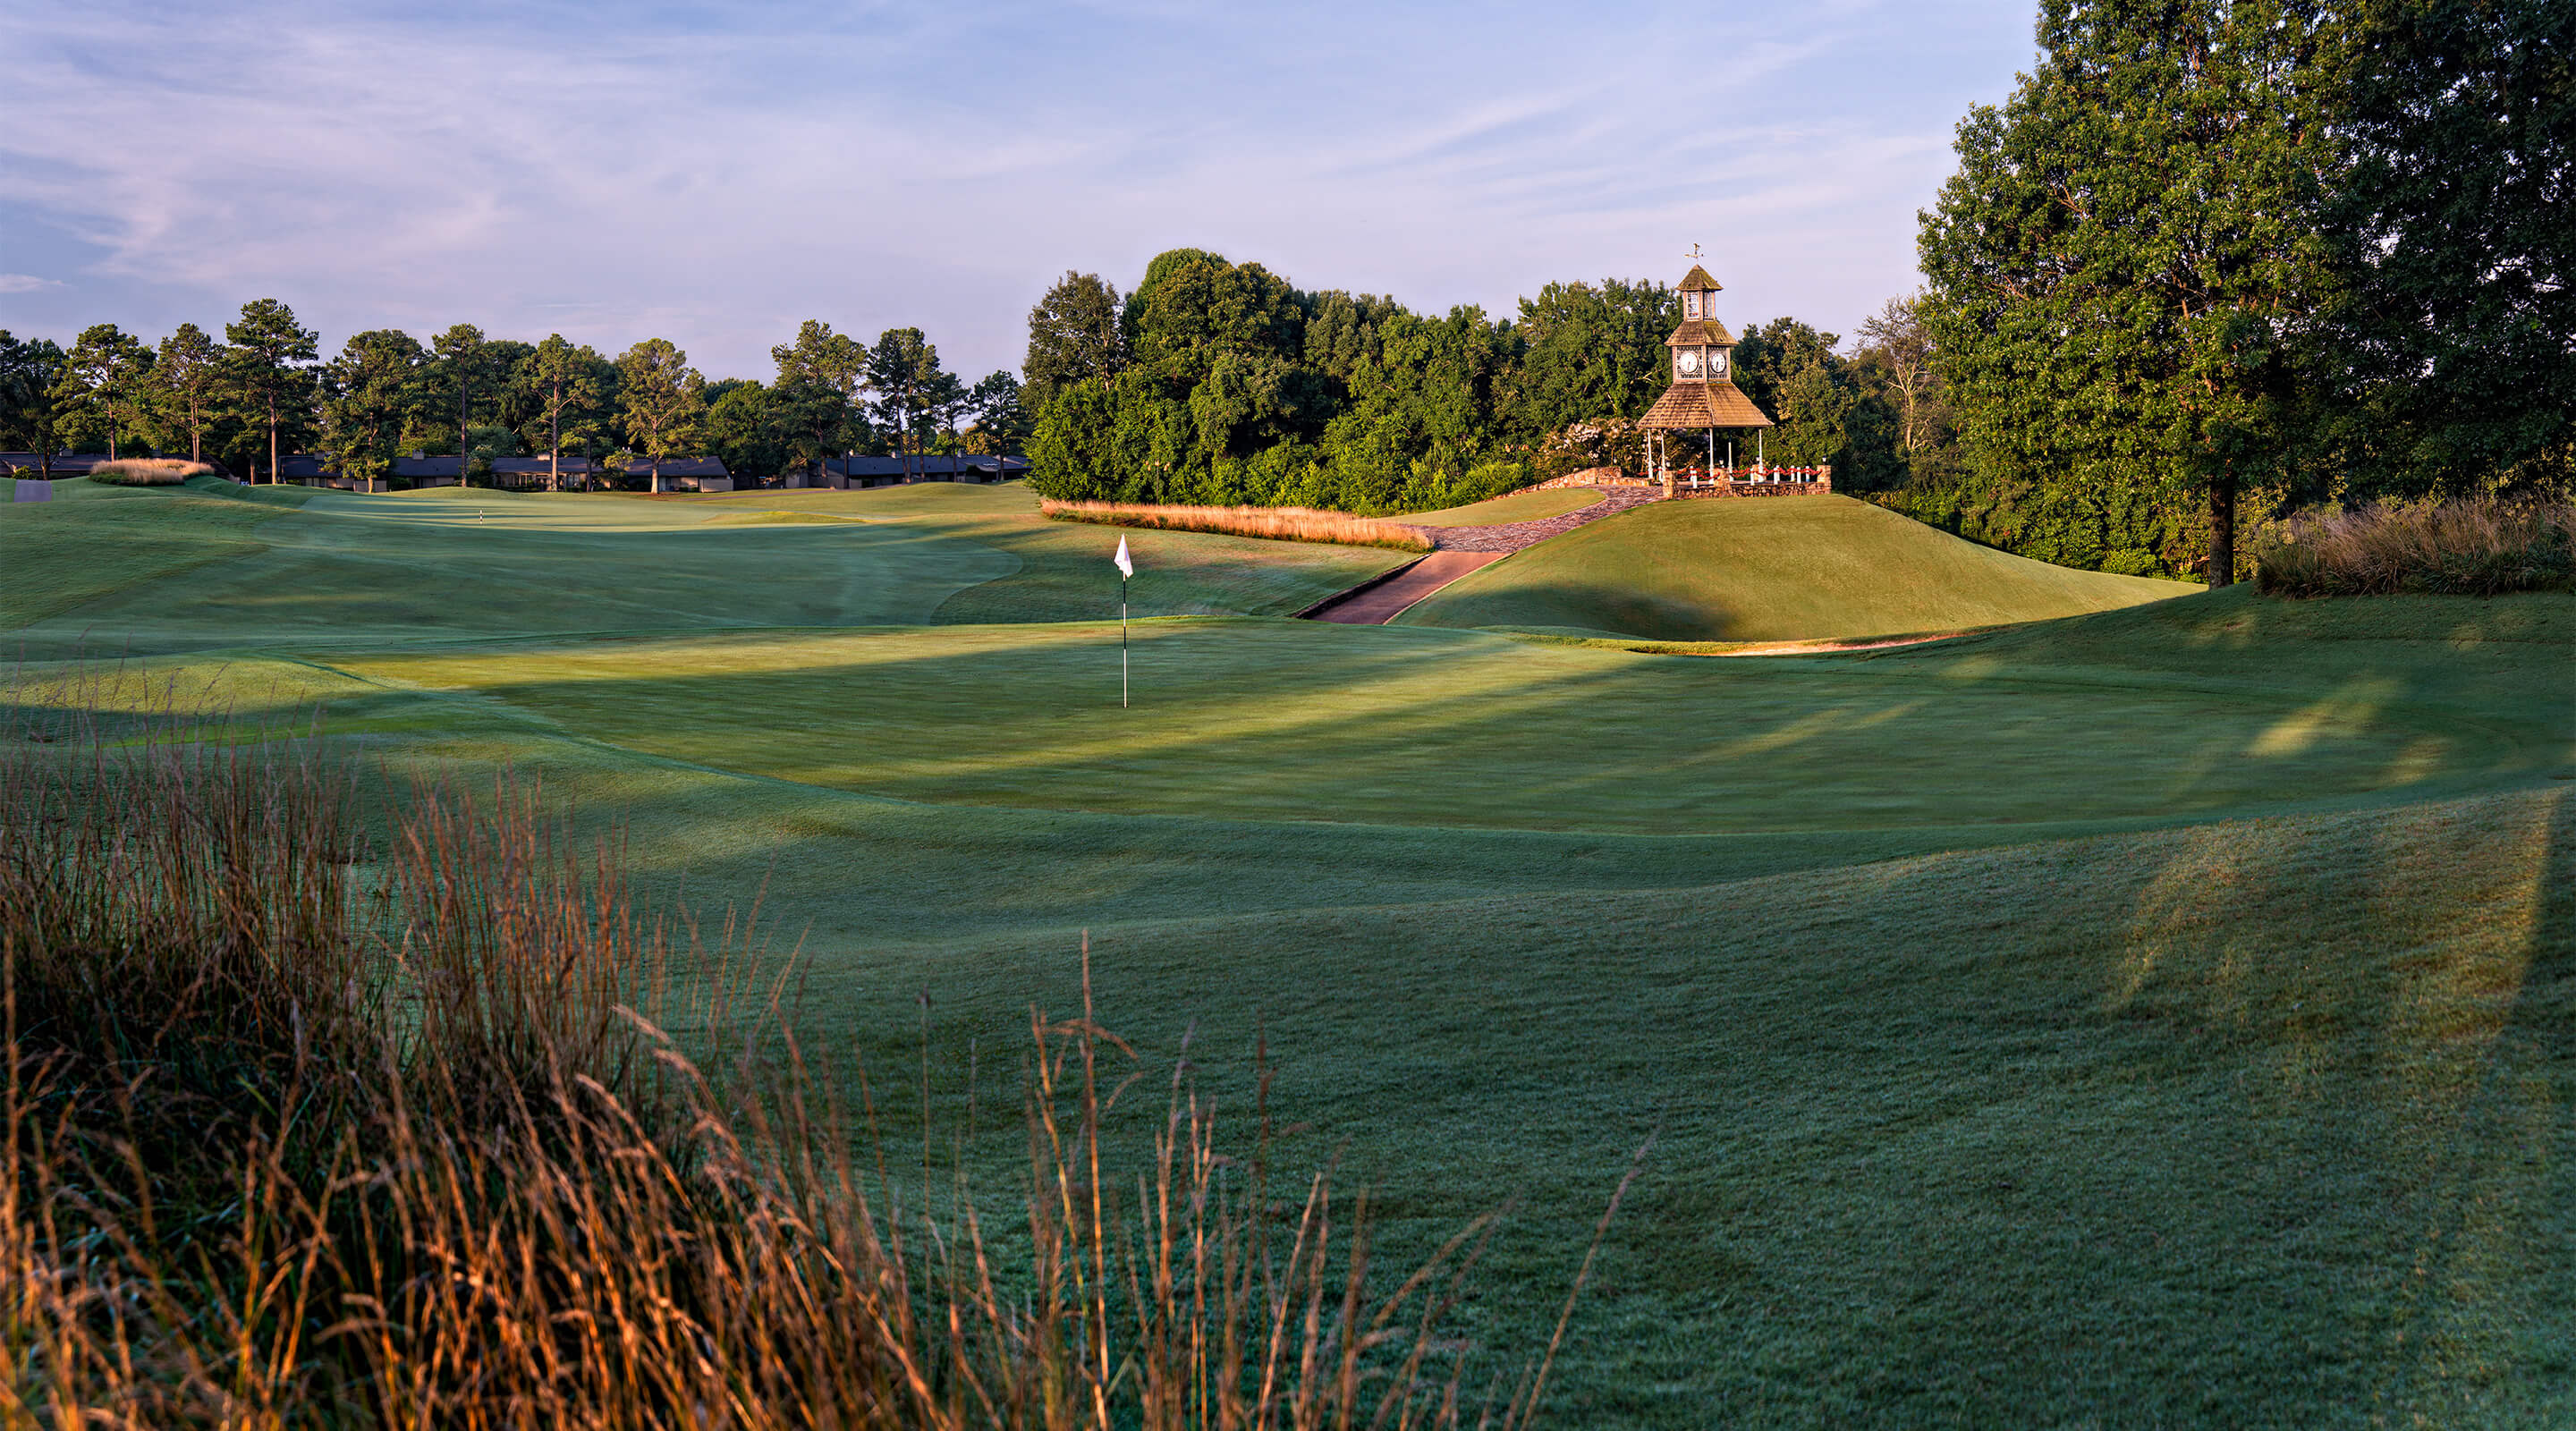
[[1398, 495, 2193, 641], [1394, 488, 1601, 527], [86, 458, 221, 485], [1, 690, 1590, 1427], [2256, 497, 2576, 597], [1042, 499, 1433, 552]]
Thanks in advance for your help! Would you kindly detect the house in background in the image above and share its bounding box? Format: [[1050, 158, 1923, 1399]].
[[811, 454, 1028, 489]]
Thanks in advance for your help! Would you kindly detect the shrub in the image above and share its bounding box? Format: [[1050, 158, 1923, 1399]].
[[85, 459, 221, 486], [1042, 499, 1435, 552], [1, 673, 1608, 1427], [2253, 498, 2576, 597]]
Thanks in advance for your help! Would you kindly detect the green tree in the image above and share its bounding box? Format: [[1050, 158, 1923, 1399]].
[[1023, 271, 1127, 415], [865, 327, 947, 480], [53, 324, 157, 459], [431, 324, 503, 477], [1853, 295, 1945, 464], [771, 320, 867, 483], [1512, 278, 1677, 439], [962, 371, 1031, 457], [2322, 0, 2575, 497], [614, 338, 707, 487], [321, 329, 428, 485], [155, 323, 226, 464], [514, 335, 614, 490], [0, 334, 70, 472], [1919, 0, 2339, 583], [224, 300, 320, 484], [702, 379, 787, 481]]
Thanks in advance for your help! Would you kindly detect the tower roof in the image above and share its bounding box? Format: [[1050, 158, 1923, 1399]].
[[1664, 318, 1736, 348], [1641, 378, 1773, 430], [1678, 264, 1723, 292]]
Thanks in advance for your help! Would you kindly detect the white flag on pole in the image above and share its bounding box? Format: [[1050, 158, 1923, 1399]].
[[1113, 535, 1133, 580]]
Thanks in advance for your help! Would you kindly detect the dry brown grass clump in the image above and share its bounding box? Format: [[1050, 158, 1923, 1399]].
[[1042, 500, 1434, 553], [86, 459, 221, 486], [2, 674, 1611, 1427], [2252, 497, 2576, 597]]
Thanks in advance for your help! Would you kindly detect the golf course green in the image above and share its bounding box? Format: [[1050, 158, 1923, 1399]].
[[5, 474, 2570, 1427]]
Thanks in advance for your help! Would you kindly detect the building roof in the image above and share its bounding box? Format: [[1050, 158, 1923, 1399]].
[[825, 454, 1029, 478], [1640, 379, 1774, 430], [1678, 264, 1723, 292], [1664, 318, 1737, 348]]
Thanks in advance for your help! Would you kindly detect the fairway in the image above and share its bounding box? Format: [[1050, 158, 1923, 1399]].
[[1400, 493, 2192, 639], [5, 476, 2572, 1427]]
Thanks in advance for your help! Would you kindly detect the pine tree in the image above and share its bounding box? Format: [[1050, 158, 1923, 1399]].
[[225, 300, 320, 484]]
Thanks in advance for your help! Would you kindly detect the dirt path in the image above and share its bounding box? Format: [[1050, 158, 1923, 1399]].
[[1302, 487, 1662, 625], [1401, 487, 1662, 554], [1305, 551, 1509, 624]]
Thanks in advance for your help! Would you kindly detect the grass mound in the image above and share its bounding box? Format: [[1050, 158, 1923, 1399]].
[[1043, 498, 1433, 552], [1398, 495, 2192, 641], [87, 458, 220, 485], [2256, 497, 2576, 597]]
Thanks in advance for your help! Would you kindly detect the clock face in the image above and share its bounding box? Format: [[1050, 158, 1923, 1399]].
[[1677, 349, 1701, 376], [1709, 348, 1728, 376]]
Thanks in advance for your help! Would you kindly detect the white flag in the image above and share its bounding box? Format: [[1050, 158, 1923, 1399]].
[[1113, 535, 1133, 580]]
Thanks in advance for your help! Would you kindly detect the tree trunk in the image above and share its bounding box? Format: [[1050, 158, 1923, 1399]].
[[2208, 474, 2236, 588], [268, 393, 280, 485], [458, 374, 470, 489]]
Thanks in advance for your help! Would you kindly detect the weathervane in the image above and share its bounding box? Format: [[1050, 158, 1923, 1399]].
[[1683, 242, 1705, 262]]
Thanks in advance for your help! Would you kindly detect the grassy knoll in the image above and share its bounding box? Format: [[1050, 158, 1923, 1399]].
[[1394, 487, 1605, 525], [5, 476, 2572, 1426], [1400, 494, 2193, 640]]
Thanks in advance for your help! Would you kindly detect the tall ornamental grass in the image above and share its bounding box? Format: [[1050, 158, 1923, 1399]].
[[3, 674, 1616, 1427], [2254, 498, 2576, 597], [85, 459, 222, 486], [1041, 501, 1434, 553]]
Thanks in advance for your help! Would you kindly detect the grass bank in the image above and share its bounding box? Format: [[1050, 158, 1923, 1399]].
[[1398, 495, 2192, 641]]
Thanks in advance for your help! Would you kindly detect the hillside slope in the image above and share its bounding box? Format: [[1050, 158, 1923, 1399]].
[[1395, 494, 2192, 640]]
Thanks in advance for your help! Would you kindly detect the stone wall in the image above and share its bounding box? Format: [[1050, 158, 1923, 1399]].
[[1527, 467, 1655, 490], [1670, 480, 1833, 500]]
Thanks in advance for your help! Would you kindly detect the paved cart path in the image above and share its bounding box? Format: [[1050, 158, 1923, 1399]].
[[1303, 487, 1662, 625]]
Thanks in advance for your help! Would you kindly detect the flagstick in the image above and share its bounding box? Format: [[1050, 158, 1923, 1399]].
[[1121, 575, 1130, 709]]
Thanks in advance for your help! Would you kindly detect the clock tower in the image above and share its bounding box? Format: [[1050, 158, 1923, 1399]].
[[1640, 250, 1774, 487]]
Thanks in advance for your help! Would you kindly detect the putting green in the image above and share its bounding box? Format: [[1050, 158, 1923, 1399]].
[[328, 594, 2563, 834], [1400, 494, 2193, 640]]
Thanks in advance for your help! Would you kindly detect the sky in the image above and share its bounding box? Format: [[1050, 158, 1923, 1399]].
[[0, 0, 2038, 382]]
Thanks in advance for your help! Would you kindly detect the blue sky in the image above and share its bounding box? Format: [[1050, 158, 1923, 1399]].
[[0, 0, 2037, 381]]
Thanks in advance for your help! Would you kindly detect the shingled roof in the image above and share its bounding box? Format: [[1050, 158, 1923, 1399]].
[[1663, 318, 1738, 348], [1677, 264, 1723, 292], [1640, 379, 1774, 430]]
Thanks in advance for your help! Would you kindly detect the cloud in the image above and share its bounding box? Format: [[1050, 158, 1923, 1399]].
[[0, 275, 64, 293], [0, 0, 2029, 377]]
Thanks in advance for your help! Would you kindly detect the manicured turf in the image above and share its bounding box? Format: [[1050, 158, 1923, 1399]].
[[1399, 494, 2194, 640], [0, 474, 314, 626], [1394, 487, 1603, 525], [4, 480, 1402, 653], [6, 475, 2572, 1427]]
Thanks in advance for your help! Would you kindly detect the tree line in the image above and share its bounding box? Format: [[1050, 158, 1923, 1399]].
[[0, 308, 1031, 488], [1024, 0, 2569, 580]]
